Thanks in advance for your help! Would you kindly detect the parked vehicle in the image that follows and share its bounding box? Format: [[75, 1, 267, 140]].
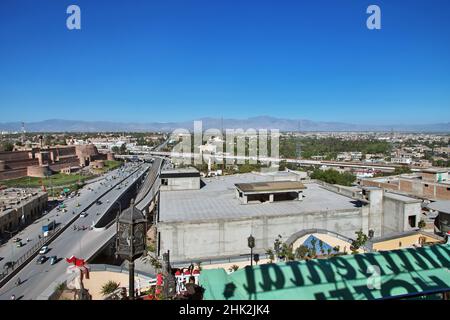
[[50, 256, 57, 265], [16, 241, 23, 248], [80, 212, 88, 218], [39, 246, 49, 255], [36, 256, 47, 264], [42, 220, 56, 233]]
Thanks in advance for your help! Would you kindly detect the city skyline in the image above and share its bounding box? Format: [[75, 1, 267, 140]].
[[1, 0, 450, 124]]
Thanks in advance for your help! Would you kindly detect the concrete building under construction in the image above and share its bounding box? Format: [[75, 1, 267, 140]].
[[156, 170, 424, 264]]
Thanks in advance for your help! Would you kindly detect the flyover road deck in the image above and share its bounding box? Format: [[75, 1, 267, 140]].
[[0, 163, 150, 300]]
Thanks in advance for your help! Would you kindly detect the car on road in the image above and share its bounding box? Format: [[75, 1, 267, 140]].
[[36, 256, 47, 264], [80, 212, 88, 218], [12, 237, 21, 243], [16, 241, 23, 248], [50, 256, 58, 265], [3, 261, 14, 269], [96, 200, 102, 205], [39, 246, 49, 255]]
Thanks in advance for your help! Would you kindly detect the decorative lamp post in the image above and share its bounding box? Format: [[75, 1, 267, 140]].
[[253, 253, 260, 265], [116, 199, 147, 299], [247, 235, 255, 267]]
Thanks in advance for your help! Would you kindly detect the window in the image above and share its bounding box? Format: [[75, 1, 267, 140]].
[[424, 184, 429, 187], [161, 179, 168, 186]]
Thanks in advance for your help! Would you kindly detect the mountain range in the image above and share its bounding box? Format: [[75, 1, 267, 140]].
[[0, 117, 449, 133]]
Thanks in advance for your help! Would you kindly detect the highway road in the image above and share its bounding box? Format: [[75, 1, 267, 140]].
[[0, 162, 143, 271], [0, 162, 150, 300]]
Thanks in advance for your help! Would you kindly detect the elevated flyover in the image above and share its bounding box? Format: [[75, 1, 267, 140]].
[[0, 164, 150, 299]]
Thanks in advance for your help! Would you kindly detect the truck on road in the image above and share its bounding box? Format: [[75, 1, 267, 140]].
[[42, 220, 56, 235]]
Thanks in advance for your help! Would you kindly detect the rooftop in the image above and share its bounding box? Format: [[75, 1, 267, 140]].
[[160, 167, 200, 178], [159, 173, 361, 223], [0, 187, 47, 217], [235, 181, 306, 193], [383, 192, 422, 203], [428, 200, 450, 214], [421, 168, 449, 174]]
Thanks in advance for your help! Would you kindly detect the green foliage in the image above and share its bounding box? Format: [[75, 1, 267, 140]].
[[0, 141, 14, 152], [1, 173, 88, 189], [265, 249, 275, 263], [272, 235, 295, 261], [54, 282, 66, 292], [280, 137, 392, 159], [310, 169, 356, 186], [350, 229, 368, 252], [147, 242, 156, 253], [294, 245, 309, 260], [228, 265, 239, 272], [111, 146, 120, 154], [238, 163, 262, 173], [101, 281, 120, 296], [418, 220, 426, 229], [143, 253, 162, 271], [119, 143, 127, 154], [433, 159, 450, 167]]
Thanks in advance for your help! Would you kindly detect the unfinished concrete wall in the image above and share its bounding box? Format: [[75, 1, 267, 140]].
[[158, 208, 366, 262], [382, 197, 404, 236], [160, 177, 200, 191]]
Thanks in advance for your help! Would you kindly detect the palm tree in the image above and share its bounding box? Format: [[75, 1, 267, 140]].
[[228, 265, 239, 272], [101, 280, 120, 296]]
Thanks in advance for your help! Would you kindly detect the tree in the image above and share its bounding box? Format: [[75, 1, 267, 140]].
[[265, 249, 275, 263], [0, 141, 14, 152], [101, 280, 120, 296], [310, 169, 356, 186], [111, 146, 120, 154], [418, 220, 426, 229], [119, 143, 127, 155], [350, 229, 368, 253], [228, 265, 239, 272], [295, 245, 309, 260]]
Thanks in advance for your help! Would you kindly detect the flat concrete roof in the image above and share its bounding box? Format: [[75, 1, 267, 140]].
[[428, 200, 450, 214], [421, 168, 449, 174], [159, 173, 361, 223], [384, 192, 422, 204], [235, 181, 306, 193], [160, 167, 200, 178]]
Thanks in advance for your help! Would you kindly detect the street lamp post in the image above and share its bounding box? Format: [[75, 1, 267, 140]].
[[116, 199, 146, 300], [247, 235, 255, 267]]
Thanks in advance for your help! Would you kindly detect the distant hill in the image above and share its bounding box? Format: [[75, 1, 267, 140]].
[[0, 117, 449, 133]]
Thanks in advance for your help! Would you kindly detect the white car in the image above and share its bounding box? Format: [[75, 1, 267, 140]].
[[39, 246, 49, 255], [80, 212, 88, 218]]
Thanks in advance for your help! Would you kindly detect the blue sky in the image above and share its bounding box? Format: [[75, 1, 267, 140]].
[[0, 0, 449, 124]]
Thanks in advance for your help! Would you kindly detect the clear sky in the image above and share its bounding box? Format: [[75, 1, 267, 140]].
[[0, 0, 449, 124]]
